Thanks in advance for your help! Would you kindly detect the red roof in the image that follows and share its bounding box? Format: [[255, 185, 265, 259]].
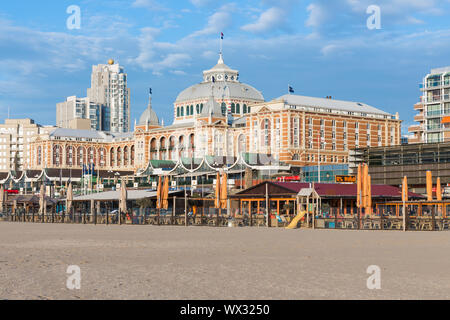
[[271, 182, 423, 199]]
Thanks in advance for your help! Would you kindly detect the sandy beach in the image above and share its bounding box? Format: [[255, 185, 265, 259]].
[[0, 222, 449, 300]]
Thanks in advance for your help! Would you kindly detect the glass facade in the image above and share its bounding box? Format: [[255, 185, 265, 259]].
[[301, 165, 349, 183]]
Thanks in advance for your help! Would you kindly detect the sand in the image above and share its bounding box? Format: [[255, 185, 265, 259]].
[[0, 222, 449, 300]]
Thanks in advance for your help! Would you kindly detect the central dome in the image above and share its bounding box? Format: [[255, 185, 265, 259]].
[[175, 54, 264, 103]]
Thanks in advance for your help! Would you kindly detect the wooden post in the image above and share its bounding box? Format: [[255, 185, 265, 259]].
[[106, 203, 109, 225], [432, 205, 436, 231], [43, 199, 46, 223], [184, 189, 188, 227], [216, 208, 220, 227], [201, 206, 204, 226], [90, 199, 95, 225], [96, 200, 100, 225], [172, 196, 176, 225], [402, 201, 406, 232], [250, 201, 253, 227], [266, 183, 270, 228]]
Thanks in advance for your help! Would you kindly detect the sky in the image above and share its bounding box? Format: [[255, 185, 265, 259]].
[[0, 0, 450, 134]]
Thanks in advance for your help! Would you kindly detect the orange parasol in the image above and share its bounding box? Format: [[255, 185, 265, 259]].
[[156, 176, 162, 209], [215, 172, 221, 209], [220, 173, 228, 209], [162, 177, 170, 210], [356, 164, 362, 208], [436, 177, 442, 201], [426, 171, 433, 201], [402, 176, 408, 203]]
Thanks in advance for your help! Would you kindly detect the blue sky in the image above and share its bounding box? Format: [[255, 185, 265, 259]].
[[1, 0, 450, 134]]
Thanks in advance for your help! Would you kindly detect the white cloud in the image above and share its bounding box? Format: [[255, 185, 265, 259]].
[[190, 5, 233, 37], [131, 0, 169, 11], [306, 0, 449, 32], [305, 4, 327, 28], [241, 7, 287, 33], [189, 0, 213, 7]]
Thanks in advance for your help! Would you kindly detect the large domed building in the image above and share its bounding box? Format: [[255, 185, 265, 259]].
[[173, 54, 264, 124]]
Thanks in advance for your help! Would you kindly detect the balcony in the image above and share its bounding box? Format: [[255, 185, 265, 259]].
[[414, 103, 424, 111], [426, 110, 441, 117], [425, 94, 450, 103], [408, 125, 424, 133], [427, 125, 442, 131], [414, 114, 424, 122], [421, 80, 450, 90]]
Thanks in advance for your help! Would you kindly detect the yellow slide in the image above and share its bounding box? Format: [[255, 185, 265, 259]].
[[285, 211, 307, 229]]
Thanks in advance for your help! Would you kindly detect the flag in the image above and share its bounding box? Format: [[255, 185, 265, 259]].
[[288, 85, 294, 94], [149, 88, 152, 95], [221, 32, 224, 40]]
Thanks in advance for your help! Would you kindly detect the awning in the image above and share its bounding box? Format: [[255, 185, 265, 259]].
[[442, 116, 450, 124]]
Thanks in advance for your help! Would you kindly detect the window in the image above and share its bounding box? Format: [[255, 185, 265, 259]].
[[243, 104, 248, 114], [343, 132, 347, 140], [186, 106, 190, 116], [332, 142, 336, 150], [231, 103, 236, 113], [236, 104, 240, 114], [196, 104, 200, 114], [221, 103, 227, 116], [343, 121, 347, 128], [180, 106, 184, 117], [191, 105, 194, 115], [355, 122, 359, 129], [177, 107, 180, 117]]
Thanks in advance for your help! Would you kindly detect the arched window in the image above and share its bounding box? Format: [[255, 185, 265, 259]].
[[110, 148, 115, 167], [200, 103, 204, 113], [77, 147, 86, 166], [37, 146, 42, 166], [248, 106, 251, 113], [196, 104, 200, 114], [190, 105, 194, 115], [66, 146, 74, 167], [117, 147, 122, 166], [124, 146, 129, 166], [130, 146, 135, 166], [177, 107, 180, 117], [98, 148, 106, 167], [231, 103, 236, 113], [186, 105, 190, 116], [88, 147, 95, 165], [243, 104, 247, 114], [236, 104, 240, 114], [53, 145, 62, 166], [180, 106, 184, 117], [221, 103, 227, 116]]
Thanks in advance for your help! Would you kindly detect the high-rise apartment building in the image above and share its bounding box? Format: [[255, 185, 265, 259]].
[[0, 119, 56, 172], [87, 60, 130, 133], [56, 96, 104, 131], [409, 66, 450, 143], [56, 60, 129, 133]]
